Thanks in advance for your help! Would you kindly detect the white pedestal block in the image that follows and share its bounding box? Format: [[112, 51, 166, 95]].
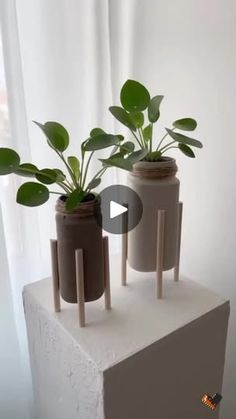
[[23, 269, 229, 419]]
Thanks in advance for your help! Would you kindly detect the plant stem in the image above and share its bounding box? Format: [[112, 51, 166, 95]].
[[84, 143, 118, 193], [159, 141, 175, 154], [57, 182, 72, 193], [138, 128, 145, 148], [92, 167, 107, 181], [156, 132, 169, 151], [55, 150, 78, 188], [63, 180, 73, 190], [81, 151, 95, 190], [80, 148, 85, 186], [85, 167, 107, 192], [156, 127, 176, 151], [149, 123, 153, 153], [49, 191, 64, 195], [161, 145, 178, 155], [130, 130, 143, 148]]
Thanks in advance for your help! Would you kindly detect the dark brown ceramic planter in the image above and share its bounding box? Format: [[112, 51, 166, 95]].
[[55, 197, 104, 303]]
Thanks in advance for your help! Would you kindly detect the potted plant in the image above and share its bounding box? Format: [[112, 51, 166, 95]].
[[109, 80, 203, 272], [0, 120, 143, 302]]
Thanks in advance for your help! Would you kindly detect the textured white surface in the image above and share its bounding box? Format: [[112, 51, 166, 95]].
[[24, 267, 229, 419], [24, 292, 104, 419], [24, 270, 226, 371]]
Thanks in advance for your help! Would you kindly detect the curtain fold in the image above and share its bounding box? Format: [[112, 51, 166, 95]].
[[1, 1, 132, 417], [1, 0, 127, 320]]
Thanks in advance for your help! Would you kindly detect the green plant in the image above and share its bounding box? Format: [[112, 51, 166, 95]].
[[0, 121, 144, 210], [109, 79, 203, 161]]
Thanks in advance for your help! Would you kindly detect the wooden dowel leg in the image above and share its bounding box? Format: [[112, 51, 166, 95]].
[[75, 249, 85, 327], [103, 236, 111, 310], [174, 202, 183, 282], [156, 210, 165, 299], [121, 208, 128, 286], [50, 239, 61, 312], [121, 232, 127, 286]]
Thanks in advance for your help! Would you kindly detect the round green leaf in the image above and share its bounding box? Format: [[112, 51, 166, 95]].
[[66, 189, 85, 212], [53, 168, 66, 182], [109, 106, 137, 131], [109, 151, 127, 159], [81, 139, 88, 158], [143, 124, 153, 142], [165, 128, 203, 148], [127, 149, 149, 164], [120, 141, 135, 154], [90, 128, 106, 137], [120, 80, 150, 112], [173, 118, 197, 131], [130, 111, 144, 128], [33, 121, 69, 152], [100, 157, 133, 171], [84, 134, 120, 151], [15, 163, 38, 177], [148, 95, 164, 123], [35, 169, 57, 184], [0, 148, 20, 175], [178, 143, 195, 158], [87, 177, 101, 190], [117, 134, 125, 142], [67, 156, 80, 181], [16, 182, 49, 207]]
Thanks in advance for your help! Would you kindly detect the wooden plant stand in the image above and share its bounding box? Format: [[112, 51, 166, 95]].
[[121, 202, 183, 299], [50, 236, 111, 327]]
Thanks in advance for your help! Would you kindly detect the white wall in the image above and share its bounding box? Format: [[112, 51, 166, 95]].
[[127, 1, 236, 416]]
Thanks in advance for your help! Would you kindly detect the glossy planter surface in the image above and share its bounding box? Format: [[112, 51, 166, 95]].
[[55, 198, 104, 303], [127, 158, 180, 272]]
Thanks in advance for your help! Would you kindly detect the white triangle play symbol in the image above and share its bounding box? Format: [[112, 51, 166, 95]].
[[110, 201, 128, 219]]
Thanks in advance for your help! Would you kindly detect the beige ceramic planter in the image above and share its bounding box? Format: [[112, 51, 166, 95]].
[[55, 197, 104, 303], [127, 157, 179, 272]]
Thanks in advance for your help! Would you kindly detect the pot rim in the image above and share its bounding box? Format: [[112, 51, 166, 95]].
[[56, 195, 101, 216], [134, 156, 175, 167], [132, 156, 178, 179]]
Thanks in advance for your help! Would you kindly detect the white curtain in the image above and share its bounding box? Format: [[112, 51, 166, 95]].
[[1, 0, 134, 336], [0, 1, 134, 417], [1, 0, 236, 418]]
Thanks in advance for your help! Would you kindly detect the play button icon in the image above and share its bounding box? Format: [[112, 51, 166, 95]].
[[99, 185, 143, 234], [110, 201, 128, 219]]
